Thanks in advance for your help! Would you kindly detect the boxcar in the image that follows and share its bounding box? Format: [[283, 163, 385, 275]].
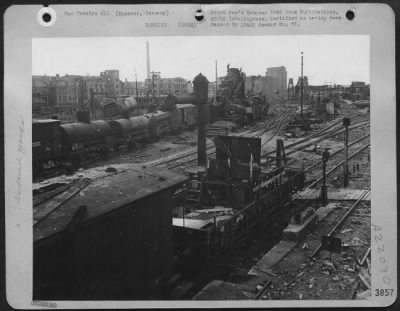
[[32, 119, 63, 173], [168, 108, 182, 133], [177, 104, 197, 129], [33, 165, 189, 300], [146, 111, 172, 140]]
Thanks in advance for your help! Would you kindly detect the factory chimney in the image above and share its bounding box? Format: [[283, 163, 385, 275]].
[[146, 41, 150, 80]]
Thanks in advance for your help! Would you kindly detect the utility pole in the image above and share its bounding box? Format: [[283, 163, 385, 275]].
[[151, 72, 155, 100], [300, 51, 304, 120], [343, 117, 351, 187], [90, 88, 94, 118], [321, 148, 330, 205], [215, 59, 218, 101], [135, 69, 139, 100], [150, 71, 160, 108]]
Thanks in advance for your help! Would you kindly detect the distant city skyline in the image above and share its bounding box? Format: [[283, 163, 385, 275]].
[[33, 35, 369, 85]]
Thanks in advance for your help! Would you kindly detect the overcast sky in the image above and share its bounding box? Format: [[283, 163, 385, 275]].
[[32, 35, 369, 85]]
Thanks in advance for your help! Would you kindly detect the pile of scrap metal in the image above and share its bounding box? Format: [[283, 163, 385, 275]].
[[210, 67, 268, 125]]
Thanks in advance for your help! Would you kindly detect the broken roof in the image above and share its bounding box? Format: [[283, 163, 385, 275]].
[[34, 164, 188, 243]]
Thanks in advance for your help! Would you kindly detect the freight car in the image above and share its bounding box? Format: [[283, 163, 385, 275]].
[[176, 103, 197, 129], [33, 119, 63, 176], [60, 120, 114, 161], [172, 136, 305, 262], [108, 116, 149, 150], [32, 103, 201, 178], [99, 96, 138, 119], [33, 165, 189, 300], [146, 110, 175, 140]]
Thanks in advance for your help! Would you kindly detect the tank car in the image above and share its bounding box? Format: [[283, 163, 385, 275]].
[[146, 111, 173, 141], [108, 116, 149, 150], [60, 120, 114, 162], [100, 96, 138, 119]]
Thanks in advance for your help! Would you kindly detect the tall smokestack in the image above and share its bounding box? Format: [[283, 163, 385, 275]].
[[146, 41, 150, 80]]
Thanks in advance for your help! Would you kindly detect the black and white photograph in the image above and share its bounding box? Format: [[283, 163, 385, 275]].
[[31, 35, 372, 300], [4, 3, 396, 309]]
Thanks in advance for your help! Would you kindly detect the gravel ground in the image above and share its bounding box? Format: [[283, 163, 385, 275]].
[[263, 200, 371, 300], [188, 105, 371, 300]]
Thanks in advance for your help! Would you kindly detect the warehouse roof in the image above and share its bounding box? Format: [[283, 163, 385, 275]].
[[33, 164, 188, 243]]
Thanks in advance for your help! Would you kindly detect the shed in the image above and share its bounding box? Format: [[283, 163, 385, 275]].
[[33, 165, 188, 300]]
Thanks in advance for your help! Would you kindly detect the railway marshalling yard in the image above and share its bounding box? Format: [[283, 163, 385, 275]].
[[33, 99, 371, 300]]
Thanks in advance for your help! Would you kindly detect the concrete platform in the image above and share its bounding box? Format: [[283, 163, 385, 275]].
[[248, 203, 340, 278], [315, 202, 339, 221], [282, 213, 318, 242], [248, 240, 297, 276]]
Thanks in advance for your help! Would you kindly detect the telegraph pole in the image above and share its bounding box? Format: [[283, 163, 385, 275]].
[[215, 59, 218, 101], [321, 148, 330, 205], [151, 72, 155, 100], [300, 51, 304, 120], [343, 117, 351, 187], [135, 69, 139, 100]]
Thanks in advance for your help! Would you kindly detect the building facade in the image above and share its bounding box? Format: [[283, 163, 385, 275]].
[[124, 80, 146, 97], [32, 70, 128, 121], [32, 76, 51, 115], [266, 66, 287, 95], [100, 70, 124, 97], [145, 74, 192, 96], [245, 75, 265, 96]]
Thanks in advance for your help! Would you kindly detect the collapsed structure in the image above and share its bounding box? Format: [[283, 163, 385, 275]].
[[173, 135, 305, 262], [210, 67, 269, 124]]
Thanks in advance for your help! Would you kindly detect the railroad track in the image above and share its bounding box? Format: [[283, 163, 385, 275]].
[[303, 143, 370, 190], [263, 119, 369, 158], [158, 112, 294, 169], [287, 133, 370, 169], [161, 115, 369, 170], [310, 188, 371, 258], [261, 113, 292, 146], [254, 107, 295, 138], [254, 189, 371, 301]]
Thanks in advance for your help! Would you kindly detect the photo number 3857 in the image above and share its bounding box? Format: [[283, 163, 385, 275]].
[[374, 289, 394, 296]]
